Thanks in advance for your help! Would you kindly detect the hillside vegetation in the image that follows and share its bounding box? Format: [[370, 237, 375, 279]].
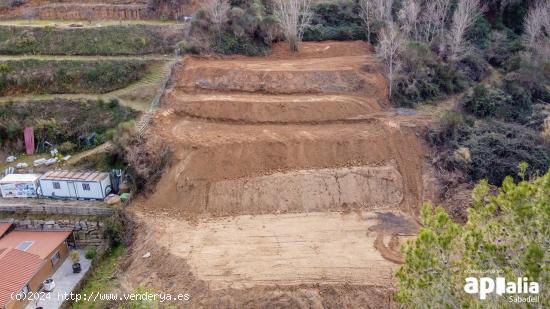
[[397, 167, 549, 308], [0, 24, 185, 55], [0, 98, 137, 154], [0, 59, 152, 95]]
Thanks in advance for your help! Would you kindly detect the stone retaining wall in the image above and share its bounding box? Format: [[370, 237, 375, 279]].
[[0, 204, 113, 216], [0, 218, 106, 247]]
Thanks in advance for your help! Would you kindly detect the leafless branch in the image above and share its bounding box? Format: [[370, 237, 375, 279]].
[[273, 0, 313, 52], [447, 0, 482, 61], [523, 1, 550, 60], [376, 21, 404, 99]]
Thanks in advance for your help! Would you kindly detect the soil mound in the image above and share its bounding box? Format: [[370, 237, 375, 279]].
[[144, 116, 426, 216], [174, 55, 387, 98], [138, 41, 431, 217], [166, 92, 383, 123]]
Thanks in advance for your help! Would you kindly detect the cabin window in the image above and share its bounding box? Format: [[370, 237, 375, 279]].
[[51, 250, 60, 266], [53, 182, 61, 189], [82, 183, 91, 191], [16, 241, 33, 251]]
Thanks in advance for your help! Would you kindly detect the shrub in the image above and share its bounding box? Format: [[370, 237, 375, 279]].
[[457, 53, 488, 82], [460, 84, 512, 119], [85, 247, 97, 260], [58, 141, 77, 153], [303, 2, 366, 41], [465, 15, 492, 50], [118, 133, 171, 191], [190, 0, 278, 56], [484, 30, 523, 67], [176, 40, 200, 55], [212, 31, 270, 56], [393, 43, 471, 107], [103, 212, 124, 246], [429, 118, 550, 185], [70, 250, 80, 264]]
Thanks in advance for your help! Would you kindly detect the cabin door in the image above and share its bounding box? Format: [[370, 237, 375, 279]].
[[67, 181, 78, 198]]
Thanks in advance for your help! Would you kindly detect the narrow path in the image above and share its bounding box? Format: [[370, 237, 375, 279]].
[[417, 65, 503, 120]]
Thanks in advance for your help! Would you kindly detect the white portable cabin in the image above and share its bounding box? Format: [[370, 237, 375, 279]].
[[39, 170, 112, 200], [0, 174, 41, 198]]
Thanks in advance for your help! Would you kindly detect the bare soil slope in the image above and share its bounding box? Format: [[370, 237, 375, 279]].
[[123, 41, 435, 308]]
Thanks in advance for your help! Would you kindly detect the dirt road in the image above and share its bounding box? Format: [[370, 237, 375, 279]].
[[123, 41, 435, 307]]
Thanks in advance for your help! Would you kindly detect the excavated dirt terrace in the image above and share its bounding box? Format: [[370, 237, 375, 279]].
[[125, 41, 436, 307]]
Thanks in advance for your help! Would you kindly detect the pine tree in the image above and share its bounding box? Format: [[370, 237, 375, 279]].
[[397, 166, 549, 308]]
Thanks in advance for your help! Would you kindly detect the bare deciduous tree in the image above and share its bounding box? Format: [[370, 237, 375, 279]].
[[358, 0, 393, 43], [447, 0, 482, 61], [274, 0, 313, 52], [205, 0, 230, 39], [376, 21, 404, 98], [523, 1, 550, 60], [421, 0, 451, 43], [398, 0, 421, 40]]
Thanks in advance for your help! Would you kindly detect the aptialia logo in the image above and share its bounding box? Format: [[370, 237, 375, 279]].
[[464, 277, 540, 303]]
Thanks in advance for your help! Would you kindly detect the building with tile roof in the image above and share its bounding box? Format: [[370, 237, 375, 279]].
[[0, 224, 12, 239], [0, 248, 45, 309], [0, 230, 72, 309]]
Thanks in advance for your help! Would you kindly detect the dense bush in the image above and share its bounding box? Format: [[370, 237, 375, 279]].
[[103, 210, 124, 246], [114, 128, 171, 192], [303, 2, 366, 41], [85, 247, 97, 260], [213, 31, 270, 56], [460, 84, 527, 120], [0, 59, 150, 95], [0, 99, 137, 153], [0, 24, 185, 55], [190, 0, 279, 56], [429, 115, 550, 185], [483, 30, 523, 67], [392, 43, 479, 107], [465, 15, 492, 50], [462, 55, 549, 125]]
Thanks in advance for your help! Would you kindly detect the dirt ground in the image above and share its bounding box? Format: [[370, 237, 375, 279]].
[[166, 92, 384, 123], [131, 210, 418, 290], [122, 41, 437, 308], [118, 210, 416, 308]]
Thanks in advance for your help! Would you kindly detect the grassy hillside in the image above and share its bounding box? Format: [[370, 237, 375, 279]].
[[0, 98, 137, 153], [0, 59, 153, 95], [0, 24, 185, 55]]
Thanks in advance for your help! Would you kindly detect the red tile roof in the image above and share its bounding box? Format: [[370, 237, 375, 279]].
[[0, 248, 45, 308], [0, 224, 11, 239], [0, 230, 71, 259]]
